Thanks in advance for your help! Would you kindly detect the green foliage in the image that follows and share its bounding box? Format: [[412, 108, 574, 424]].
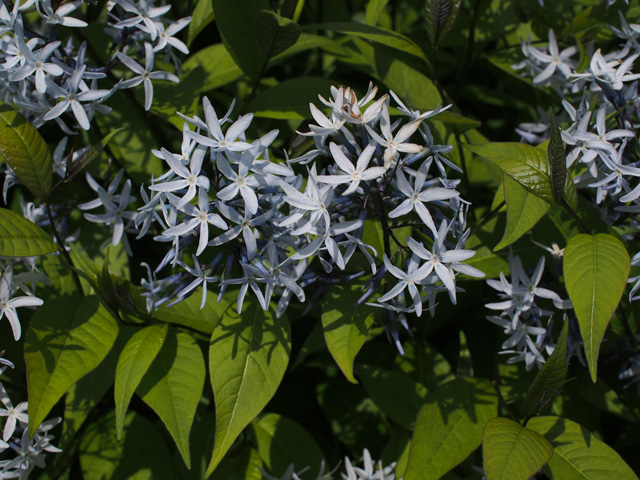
[[0, 207, 57, 257], [482, 417, 553, 480], [207, 302, 291, 475], [321, 283, 375, 383], [403, 378, 498, 480], [25, 296, 119, 436], [424, 0, 462, 47], [255, 11, 301, 60], [0, 102, 52, 198], [528, 416, 639, 479], [563, 234, 630, 382]]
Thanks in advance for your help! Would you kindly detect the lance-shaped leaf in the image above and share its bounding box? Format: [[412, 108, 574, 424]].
[[206, 302, 291, 475], [494, 174, 549, 251], [137, 330, 204, 469], [564, 233, 630, 382], [424, 0, 462, 47], [64, 129, 123, 183], [522, 320, 569, 421], [0, 207, 57, 257], [548, 109, 568, 205], [25, 295, 119, 436], [255, 10, 301, 60], [365, 0, 389, 26], [403, 377, 497, 480], [465, 142, 578, 210], [114, 324, 168, 439], [528, 416, 639, 480], [482, 417, 553, 480], [321, 284, 375, 384], [0, 102, 52, 198]]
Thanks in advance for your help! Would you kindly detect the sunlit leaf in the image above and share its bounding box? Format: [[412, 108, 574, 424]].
[[0, 207, 57, 257]]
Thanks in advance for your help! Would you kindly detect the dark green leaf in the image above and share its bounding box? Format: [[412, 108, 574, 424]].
[[522, 320, 569, 420], [365, 0, 390, 26], [187, 0, 214, 46], [64, 129, 124, 183], [424, 0, 462, 46], [321, 284, 375, 383], [563, 233, 630, 382], [25, 295, 119, 436], [547, 108, 567, 205], [255, 11, 301, 59], [206, 302, 291, 475], [528, 416, 638, 480], [0, 207, 57, 257], [482, 417, 553, 480], [0, 102, 52, 198], [280, 0, 298, 19], [404, 377, 498, 480], [138, 330, 205, 468]]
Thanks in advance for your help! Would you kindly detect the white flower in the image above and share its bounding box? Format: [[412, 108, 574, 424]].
[[0, 267, 43, 341], [316, 143, 386, 195]]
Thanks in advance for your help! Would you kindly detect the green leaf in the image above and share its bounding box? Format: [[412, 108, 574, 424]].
[[465, 142, 578, 210], [255, 11, 301, 59], [356, 364, 428, 429], [563, 233, 630, 382], [187, 0, 214, 46], [522, 321, 569, 421], [137, 330, 205, 468], [249, 413, 324, 478], [424, 0, 462, 46], [25, 295, 119, 436], [211, 0, 269, 80], [403, 377, 498, 480], [354, 39, 441, 111], [312, 22, 429, 63], [79, 410, 179, 480], [154, 290, 236, 334], [321, 283, 375, 383], [182, 43, 244, 92], [0, 207, 57, 257], [494, 174, 550, 251], [482, 417, 553, 480], [394, 340, 454, 388], [206, 302, 291, 475], [528, 416, 638, 480], [365, 0, 389, 26], [280, 0, 299, 19], [247, 77, 336, 120], [64, 129, 124, 183], [548, 108, 568, 205], [114, 324, 168, 439], [0, 102, 52, 198]]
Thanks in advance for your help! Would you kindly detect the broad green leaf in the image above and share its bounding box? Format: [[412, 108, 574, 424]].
[[563, 233, 630, 382], [404, 377, 498, 480], [63, 129, 123, 183], [79, 410, 178, 480], [382, 429, 411, 479], [528, 416, 638, 480], [255, 11, 301, 59], [187, 0, 214, 46], [137, 330, 205, 468], [356, 364, 428, 429], [482, 417, 553, 480], [0, 102, 52, 198], [248, 77, 336, 120], [249, 413, 324, 478], [114, 324, 168, 438], [211, 0, 269, 80], [435, 110, 482, 134], [25, 295, 119, 436], [522, 321, 569, 421], [61, 326, 135, 450], [394, 340, 454, 388], [182, 43, 244, 92], [321, 284, 375, 383], [424, 0, 462, 46], [465, 142, 578, 210], [365, 0, 389, 26], [354, 39, 441, 111], [494, 174, 550, 251], [0, 207, 57, 257], [154, 290, 236, 334], [311, 22, 428, 63], [207, 302, 291, 475], [548, 108, 568, 205]]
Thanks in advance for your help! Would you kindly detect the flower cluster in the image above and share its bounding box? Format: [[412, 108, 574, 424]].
[[117, 83, 484, 348]]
